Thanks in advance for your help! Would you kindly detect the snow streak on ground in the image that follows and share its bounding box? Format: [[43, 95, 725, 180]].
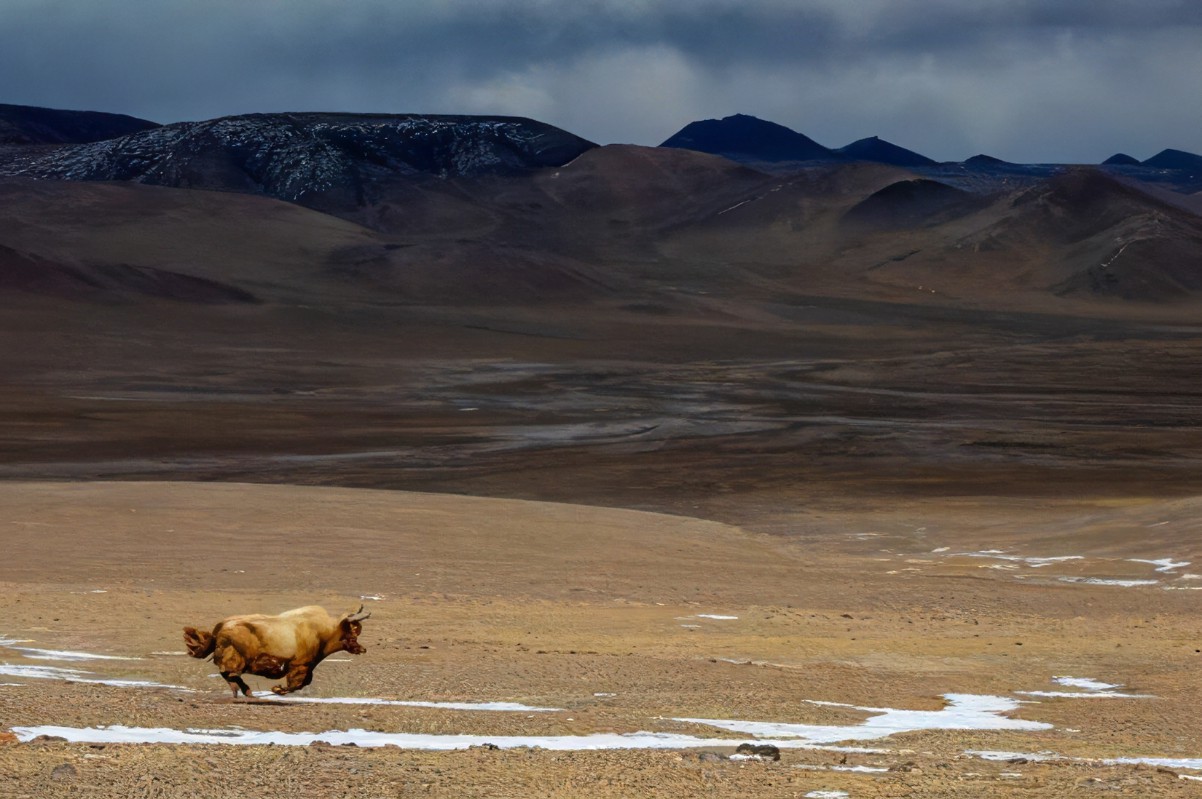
[[11, 692, 1050, 749], [968, 749, 1202, 772], [674, 694, 1049, 745], [260, 695, 560, 712], [1015, 676, 1152, 699], [0, 663, 188, 690]]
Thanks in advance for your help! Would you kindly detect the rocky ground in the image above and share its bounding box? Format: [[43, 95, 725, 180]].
[[0, 481, 1199, 797]]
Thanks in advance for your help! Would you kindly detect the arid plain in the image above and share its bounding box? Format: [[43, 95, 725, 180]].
[[2, 124, 1202, 795]]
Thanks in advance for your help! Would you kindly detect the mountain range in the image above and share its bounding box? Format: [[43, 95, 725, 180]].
[[658, 114, 1201, 191], [0, 100, 1200, 507], [0, 102, 1199, 314]]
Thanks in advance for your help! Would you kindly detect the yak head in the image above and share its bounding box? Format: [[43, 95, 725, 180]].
[[339, 605, 371, 655]]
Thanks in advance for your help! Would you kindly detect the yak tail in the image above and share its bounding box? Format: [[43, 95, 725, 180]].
[[183, 625, 217, 659]]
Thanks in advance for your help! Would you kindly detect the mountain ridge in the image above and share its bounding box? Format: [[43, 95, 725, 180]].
[[0, 102, 159, 145], [0, 111, 597, 212]]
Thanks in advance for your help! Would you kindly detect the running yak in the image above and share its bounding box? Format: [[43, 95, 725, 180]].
[[184, 605, 371, 698]]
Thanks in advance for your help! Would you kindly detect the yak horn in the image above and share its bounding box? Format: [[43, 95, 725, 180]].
[[347, 604, 371, 622]]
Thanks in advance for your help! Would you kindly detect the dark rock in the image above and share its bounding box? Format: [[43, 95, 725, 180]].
[[735, 743, 781, 761], [50, 763, 77, 780]]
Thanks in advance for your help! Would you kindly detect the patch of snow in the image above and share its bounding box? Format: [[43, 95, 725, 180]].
[[6, 646, 141, 662], [259, 695, 560, 712], [695, 615, 739, 620], [795, 763, 888, 773], [9, 691, 1054, 752], [958, 552, 1083, 568], [1057, 577, 1158, 587], [1051, 676, 1119, 691], [968, 749, 1202, 772], [1104, 755, 1202, 771], [0, 663, 188, 690], [2, 725, 896, 752], [805, 791, 849, 799], [716, 199, 752, 215], [1015, 690, 1153, 699], [965, 749, 1061, 762], [358, 595, 384, 601], [1129, 558, 1190, 572], [674, 694, 1050, 744]]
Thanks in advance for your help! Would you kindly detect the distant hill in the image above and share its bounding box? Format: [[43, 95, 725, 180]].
[[659, 114, 837, 163], [0, 112, 597, 213], [963, 154, 1010, 167], [841, 178, 980, 229], [0, 103, 159, 145], [1102, 153, 1140, 166], [1142, 149, 1202, 171], [835, 136, 937, 167]]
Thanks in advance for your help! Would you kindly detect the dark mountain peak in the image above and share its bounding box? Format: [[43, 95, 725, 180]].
[[964, 154, 1010, 167], [835, 136, 937, 167], [1102, 153, 1140, 166], [0, 112, 597, 209], [659, 114, 836, 163], [0, 103, 159, 145], [1142, 148, 1202, 171]]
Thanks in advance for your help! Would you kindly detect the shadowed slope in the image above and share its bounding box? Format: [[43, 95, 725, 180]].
[[0, 103, 159, 145], [841, 179, 983, 229]]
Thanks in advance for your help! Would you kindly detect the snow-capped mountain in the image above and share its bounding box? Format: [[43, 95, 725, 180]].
[[0, 112, 596, 206]]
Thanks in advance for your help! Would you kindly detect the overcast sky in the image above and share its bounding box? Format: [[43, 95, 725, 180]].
[[3, 0, 1200, 162]]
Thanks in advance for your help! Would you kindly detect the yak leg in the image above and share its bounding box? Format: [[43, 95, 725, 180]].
[[249, 653, 288, 679], [271, 664, 313, 696], [221, 672, 253, 699]]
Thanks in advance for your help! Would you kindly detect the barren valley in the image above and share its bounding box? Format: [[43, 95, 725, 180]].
[[1, 108, 1201, 796]]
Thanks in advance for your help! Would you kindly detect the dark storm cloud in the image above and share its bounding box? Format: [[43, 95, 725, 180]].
[[2, 0, 1199, 162]]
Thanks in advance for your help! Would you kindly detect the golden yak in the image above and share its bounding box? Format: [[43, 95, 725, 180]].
[[183, 604, 371, 698]]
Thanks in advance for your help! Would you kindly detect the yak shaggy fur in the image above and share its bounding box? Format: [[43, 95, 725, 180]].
[[184, 604, 371, 698]]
